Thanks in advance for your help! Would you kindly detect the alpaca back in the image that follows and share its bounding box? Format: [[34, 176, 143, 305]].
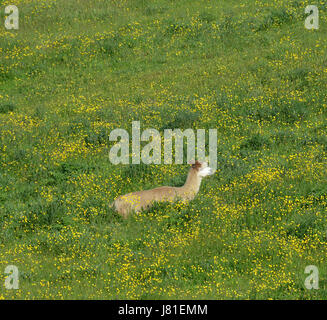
[[114, 186, 178, 217]]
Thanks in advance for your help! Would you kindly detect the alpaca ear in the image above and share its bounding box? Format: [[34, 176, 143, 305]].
[[192, 160, 201, 169]]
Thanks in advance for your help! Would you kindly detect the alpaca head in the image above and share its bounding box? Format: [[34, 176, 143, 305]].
[[191, 160, 215, 178]]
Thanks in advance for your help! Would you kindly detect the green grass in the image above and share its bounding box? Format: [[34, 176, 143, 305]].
[[0, 0, 327, 299]]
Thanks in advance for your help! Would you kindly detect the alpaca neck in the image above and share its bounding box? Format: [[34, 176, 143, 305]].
[[179, 169, 202, 199]]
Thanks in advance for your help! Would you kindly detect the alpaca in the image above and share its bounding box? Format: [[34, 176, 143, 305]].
[[112, 160, 215, 218]]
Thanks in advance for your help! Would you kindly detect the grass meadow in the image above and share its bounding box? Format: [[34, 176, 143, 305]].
[[0, 0, 327, 299]]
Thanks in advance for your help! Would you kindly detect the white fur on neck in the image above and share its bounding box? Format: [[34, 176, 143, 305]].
[[177, 168, 203, 200]]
